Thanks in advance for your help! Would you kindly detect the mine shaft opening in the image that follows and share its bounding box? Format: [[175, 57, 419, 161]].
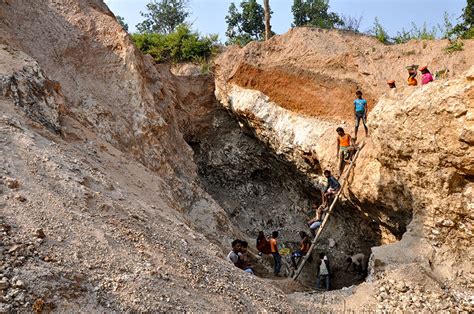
[[178, 74, 412, 292]]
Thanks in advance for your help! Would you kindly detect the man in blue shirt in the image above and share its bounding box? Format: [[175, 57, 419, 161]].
[[354, 90, 368, 139]]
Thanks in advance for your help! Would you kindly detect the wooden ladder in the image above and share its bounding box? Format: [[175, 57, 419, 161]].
[[292, 142, 365, 280]]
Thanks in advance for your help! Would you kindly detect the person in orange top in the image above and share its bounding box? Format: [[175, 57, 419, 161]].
[[387, 80, 396, 89], [270, 231, 281, 276], [291, 231, 311, 268], [407, 67, 418, 86], [336, 127, 355, 176]]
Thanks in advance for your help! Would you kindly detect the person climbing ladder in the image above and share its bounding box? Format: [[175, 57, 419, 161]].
[[336, 127, 355, 176], [291, 231, 311, 268]]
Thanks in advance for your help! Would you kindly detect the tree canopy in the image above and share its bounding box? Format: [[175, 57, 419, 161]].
[[136, 0, 189, 34], [225, 0, 266, 46], [451, 0, 474, 38], [291, 0, 342, 29]]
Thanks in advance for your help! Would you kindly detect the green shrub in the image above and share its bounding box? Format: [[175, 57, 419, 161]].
[[393, 22, 437, 43], [444, 40, 464, 53], [132, 24, 219, 63], [371, 17, 389, 43]]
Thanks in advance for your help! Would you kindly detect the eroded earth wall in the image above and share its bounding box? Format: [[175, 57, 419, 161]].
[[215, 28, 473, 311]]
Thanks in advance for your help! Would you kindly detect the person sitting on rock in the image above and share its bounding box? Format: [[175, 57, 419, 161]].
[[353, 90, 369, 139], [345, 252, 368, 276], [419, 65, 434, 85], [336, 127, 355, 176], [236, 240, 254, 274], [227, 239, 242, 266], [321, 170, 340, 208], [227, 239, 254, 275], [270, 231, 282, 276], [291, 231, 312, 268], [316, 253, 331, 291]]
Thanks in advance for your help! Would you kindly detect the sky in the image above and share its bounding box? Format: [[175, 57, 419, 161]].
[[104, 0, 466, 41]]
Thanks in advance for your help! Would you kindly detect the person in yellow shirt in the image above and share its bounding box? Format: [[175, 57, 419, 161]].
[[270, 231, 281, 276]]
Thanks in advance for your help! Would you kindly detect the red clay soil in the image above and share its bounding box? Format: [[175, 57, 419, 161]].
[[229, 63, 376, 122]]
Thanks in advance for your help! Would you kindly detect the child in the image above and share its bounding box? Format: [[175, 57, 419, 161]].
[[308, 205, 324, 237], [321, 170, 340, 208], [270, 231, 281, 276], [316, 253, 331, 290], [336, 127, 355, 176], [419, 65, 433, 85], [236, 241, 254, 274], [291, 231, 311, 268], [353, 91, 368, 138], [256, 231, 272, 255]]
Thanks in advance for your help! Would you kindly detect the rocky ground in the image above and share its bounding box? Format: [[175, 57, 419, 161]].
[[0, 0, 473, 312]]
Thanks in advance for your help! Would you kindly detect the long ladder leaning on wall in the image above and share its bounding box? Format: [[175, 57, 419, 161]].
[[292, 141, 366, 280]]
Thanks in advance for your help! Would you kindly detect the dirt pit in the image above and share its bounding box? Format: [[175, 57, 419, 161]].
[[176, 73, 409, 290]]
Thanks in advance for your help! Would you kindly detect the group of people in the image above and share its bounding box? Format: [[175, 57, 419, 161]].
[[387, 64, 434, 88], [226, 87, 375, 290]]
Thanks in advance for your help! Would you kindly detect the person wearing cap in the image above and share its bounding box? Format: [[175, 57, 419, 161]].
[[407, 67, 418, 86], [419, 65, 434, 85], [387, 80, 396, 89]]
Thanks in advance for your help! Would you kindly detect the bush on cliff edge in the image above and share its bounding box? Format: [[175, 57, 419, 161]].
[[132, 24, 219, 63]]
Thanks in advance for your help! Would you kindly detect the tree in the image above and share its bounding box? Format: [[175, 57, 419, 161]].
[[451, 0, 474, 38], [116, 15, 129, 32], [132, 24, 219, 63], [291, 0, 342, 29], [225, 0, 266, 45], [291, 0, 307, 27], [263, 0, 272, 40], [136, 0, 189, 34]]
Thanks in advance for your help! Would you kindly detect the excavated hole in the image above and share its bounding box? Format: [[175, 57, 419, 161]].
[[178, 75, 411, 292], [185, 107, 380, 290]]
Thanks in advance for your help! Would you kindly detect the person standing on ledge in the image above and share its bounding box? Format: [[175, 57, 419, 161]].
[[353, 90, 368, 139]]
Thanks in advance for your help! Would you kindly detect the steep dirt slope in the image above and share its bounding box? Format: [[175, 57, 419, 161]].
[[0, 0, 195, 191], [0, 0, 248, 246], [0, 1, 307, 312]]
